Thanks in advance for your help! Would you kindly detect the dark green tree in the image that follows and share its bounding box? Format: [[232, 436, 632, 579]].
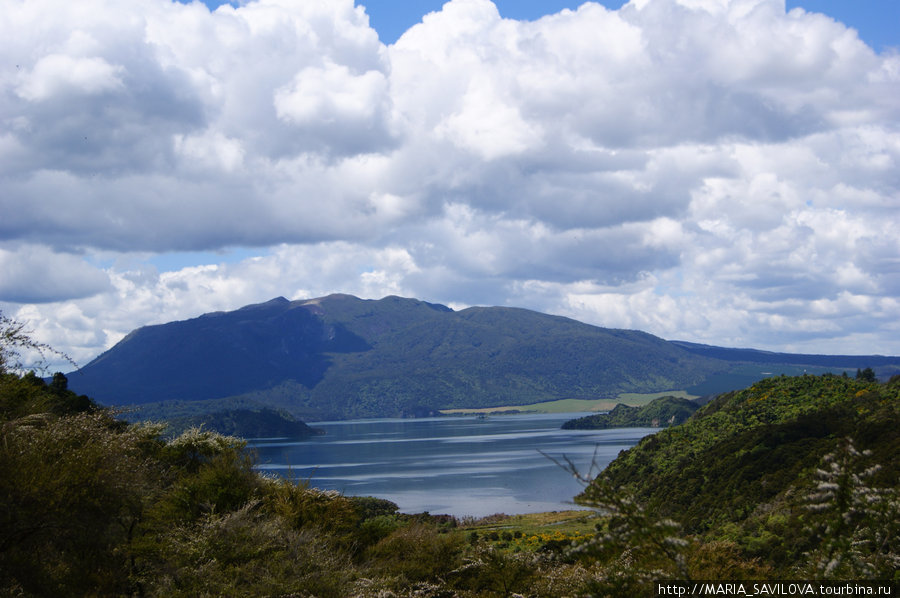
[[856, 367, 876, 382]]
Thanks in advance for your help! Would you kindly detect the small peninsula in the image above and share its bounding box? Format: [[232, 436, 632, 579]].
[[561, 395, 700, 429]]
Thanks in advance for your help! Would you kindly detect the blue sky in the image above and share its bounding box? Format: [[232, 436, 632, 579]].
[[782, 0, 899, 52], [383, 1, 898, 51], [195, 1, 899, 51], [1, 0, 899, 366]]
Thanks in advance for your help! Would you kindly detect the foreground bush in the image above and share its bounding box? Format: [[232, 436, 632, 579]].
[[135, 503, 356, 597], [2, 365, 899, 596], [0, 409, 162, 595]]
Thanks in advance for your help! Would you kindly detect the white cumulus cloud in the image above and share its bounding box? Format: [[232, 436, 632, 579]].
[[1, 0, 899, 367]]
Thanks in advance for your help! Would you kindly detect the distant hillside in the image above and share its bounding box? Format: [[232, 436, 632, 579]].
[[69, 294, 726, 420], [671, 341, 900, 368], [672, 341, 900, 395], [69, 294, 900, 421], [561, 395, 699, 430]]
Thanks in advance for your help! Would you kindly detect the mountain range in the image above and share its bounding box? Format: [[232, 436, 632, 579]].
[[67, 294, 900, 421]]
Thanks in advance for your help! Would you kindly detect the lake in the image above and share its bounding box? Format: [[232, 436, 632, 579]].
[[250, 413, 657, 517]]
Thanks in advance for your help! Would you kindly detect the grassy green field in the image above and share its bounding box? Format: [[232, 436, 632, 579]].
[[458, 510, 602, 553], [440, 390, 696, 415]]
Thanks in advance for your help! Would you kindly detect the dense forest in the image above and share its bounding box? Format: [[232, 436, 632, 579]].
[[2, 313, 899, 596]]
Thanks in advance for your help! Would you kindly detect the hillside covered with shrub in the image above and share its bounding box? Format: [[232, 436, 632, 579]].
[[3, 313, 899, 595], [586, 373, 900, 579], [5, 369, 898, 596]]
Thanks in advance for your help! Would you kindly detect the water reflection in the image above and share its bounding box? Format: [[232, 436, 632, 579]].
[[250, 413, 655, 517]]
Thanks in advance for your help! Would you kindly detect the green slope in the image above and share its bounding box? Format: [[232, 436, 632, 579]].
[[240, 299, 728, 419], [71, 294, 728, 420], [586, 374, 900, 540]]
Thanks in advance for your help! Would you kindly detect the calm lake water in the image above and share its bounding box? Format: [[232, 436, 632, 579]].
[[250, 413, 657, 517]]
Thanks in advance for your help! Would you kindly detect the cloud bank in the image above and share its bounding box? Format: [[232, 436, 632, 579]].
[[1, 0, 899, 367]]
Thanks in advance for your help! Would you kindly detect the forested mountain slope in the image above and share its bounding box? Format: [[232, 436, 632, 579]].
[[69, 294, 726, 419]]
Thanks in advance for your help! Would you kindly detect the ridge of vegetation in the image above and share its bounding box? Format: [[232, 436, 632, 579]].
[[561, 395, 700, 430], [156, 407, 320, 439]]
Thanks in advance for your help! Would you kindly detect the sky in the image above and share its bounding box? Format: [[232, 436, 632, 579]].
[[1, 0, 899, 371]]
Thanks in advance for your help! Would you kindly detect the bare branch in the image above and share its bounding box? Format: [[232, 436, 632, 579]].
[[0, 311, 77, 375]]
